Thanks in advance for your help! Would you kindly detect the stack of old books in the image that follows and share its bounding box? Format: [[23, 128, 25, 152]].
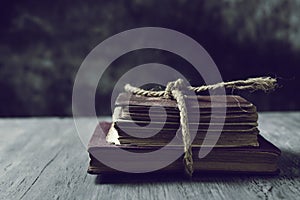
[[88, 93, 280, 175]]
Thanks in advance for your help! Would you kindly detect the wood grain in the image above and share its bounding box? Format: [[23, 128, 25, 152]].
[[0, 113, 299, 200]]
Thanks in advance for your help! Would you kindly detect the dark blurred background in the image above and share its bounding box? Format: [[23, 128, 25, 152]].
[[0, 0, 299, 117]]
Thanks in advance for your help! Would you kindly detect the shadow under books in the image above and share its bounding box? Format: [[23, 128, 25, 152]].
[[94, 150, 300, 184]]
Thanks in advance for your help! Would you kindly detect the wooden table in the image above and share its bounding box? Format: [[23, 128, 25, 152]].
[[1, 112, 299, 200]]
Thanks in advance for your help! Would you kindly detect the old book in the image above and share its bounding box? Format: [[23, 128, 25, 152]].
[[109, 93, 259, 147], [88, 122, 281, 175]]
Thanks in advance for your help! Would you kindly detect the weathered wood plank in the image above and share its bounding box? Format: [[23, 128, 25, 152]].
[[0, 113, 299, 200]]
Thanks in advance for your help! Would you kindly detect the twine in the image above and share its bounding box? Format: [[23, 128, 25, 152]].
[[124, 77, 277, 176]]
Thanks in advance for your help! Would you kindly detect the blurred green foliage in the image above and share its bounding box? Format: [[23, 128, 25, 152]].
[[0, 0, 299, 116]]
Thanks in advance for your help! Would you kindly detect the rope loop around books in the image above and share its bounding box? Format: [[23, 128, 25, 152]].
[[124, 77, 277, 176]]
